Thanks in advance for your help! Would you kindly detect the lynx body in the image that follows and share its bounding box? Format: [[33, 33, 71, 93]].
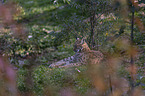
[[49, 38, 103, 68]]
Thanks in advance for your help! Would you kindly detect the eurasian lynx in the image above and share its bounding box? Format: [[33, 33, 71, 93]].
[[73, 38, 103, 65], [49, 38, 103, 68]]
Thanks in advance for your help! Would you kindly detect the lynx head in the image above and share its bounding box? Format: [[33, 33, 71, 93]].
[[73, 38, 90, 52]]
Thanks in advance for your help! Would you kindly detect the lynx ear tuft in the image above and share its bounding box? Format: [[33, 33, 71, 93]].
[[77, 38, 80, 40], [81, 38, 84, 44]]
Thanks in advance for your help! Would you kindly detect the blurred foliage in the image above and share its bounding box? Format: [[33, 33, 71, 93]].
[[0, 0, 144, 96], [17, 65, 91, 95]]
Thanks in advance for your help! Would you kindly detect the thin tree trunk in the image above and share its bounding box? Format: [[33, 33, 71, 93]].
[[96, 32, 99, 50], [89, 3, 96, 49], [130, 3, 135, 90], [109, 75, 113, 94]]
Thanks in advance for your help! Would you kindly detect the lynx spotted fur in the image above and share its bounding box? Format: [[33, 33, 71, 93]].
[[73, 38, 103, 65]]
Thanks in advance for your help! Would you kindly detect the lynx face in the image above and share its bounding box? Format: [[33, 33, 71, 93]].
[[73, 38, 103, 64], [73, 38, 90, 53]]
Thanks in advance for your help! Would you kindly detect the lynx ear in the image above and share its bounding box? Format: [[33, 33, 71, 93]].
[[80, 38, 84, 44]]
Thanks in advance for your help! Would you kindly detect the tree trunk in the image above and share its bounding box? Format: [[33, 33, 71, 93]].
[[130, 2, 135, 90], [89, 3, 96, 49]]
